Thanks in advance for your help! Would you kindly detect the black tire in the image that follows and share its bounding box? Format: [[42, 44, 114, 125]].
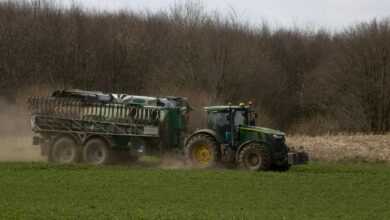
[[83, 138, 112, 165], [238, 143, 271, 171], [49, 136, 80, 164], [184, 134, 220, 168]]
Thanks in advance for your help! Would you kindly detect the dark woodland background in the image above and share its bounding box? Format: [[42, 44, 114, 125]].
[[1, 1, 390, 134]]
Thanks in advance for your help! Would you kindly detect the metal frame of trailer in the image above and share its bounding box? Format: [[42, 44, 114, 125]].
[[28, 97, 164, 138]]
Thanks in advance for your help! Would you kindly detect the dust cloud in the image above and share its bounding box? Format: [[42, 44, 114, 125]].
[[0, 98, 43, 161], [158, 154, 189, 170]]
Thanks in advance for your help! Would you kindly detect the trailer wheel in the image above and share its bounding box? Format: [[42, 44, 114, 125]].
[[49, 136, 80, 164], [238, 143, 271, 171], [185, 134, 220, 168], [83, 138, 112, 165]]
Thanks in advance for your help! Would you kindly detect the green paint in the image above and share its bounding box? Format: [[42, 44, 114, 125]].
[[240, 126, 285, 136]]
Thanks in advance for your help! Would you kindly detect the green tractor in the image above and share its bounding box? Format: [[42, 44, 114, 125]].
[[185, 103, 308, 171]]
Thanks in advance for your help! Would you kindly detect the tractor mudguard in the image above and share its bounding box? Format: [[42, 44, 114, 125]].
[[184, 129, 220, 146]]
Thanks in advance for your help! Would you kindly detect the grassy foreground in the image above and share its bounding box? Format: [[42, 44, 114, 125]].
[[0, 162, 389, 219]]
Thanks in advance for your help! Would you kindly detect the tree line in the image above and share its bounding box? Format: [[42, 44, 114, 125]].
[[1, 1, 390, 134]]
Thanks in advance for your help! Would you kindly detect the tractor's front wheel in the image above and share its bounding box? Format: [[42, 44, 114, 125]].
[[185, 134, 220, 168], [238, 143, 271, 171]]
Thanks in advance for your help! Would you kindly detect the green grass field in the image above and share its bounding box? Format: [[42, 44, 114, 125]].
[[0, 162, 389, 219]]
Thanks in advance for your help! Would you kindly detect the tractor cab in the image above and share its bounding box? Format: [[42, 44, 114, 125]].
[[205, 104, 256, 146]]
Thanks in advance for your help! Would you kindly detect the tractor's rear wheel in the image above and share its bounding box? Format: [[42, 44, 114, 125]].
[[49, 136, 80, 164], [185, 134, 220, 168], [83, 138, 112, 165], [238, 143, 271, 171]]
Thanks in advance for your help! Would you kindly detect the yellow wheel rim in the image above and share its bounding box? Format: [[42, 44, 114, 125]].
[[193, 145, 212, 164]]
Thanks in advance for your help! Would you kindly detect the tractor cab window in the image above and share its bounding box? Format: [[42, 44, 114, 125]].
[[207, 111, 229, 130], [234, 110, 247, 127], [207, 111, 230, 142], [248, 111, 257, 126]]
